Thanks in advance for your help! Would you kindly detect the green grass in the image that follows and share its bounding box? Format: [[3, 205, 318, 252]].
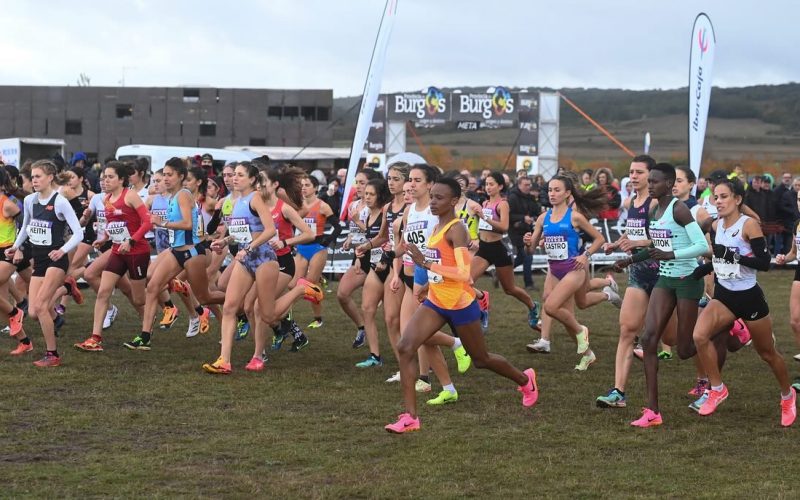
[[2, 272, 800, 498]]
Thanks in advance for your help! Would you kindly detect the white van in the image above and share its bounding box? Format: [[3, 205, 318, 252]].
[[116, 145, 252, 173]]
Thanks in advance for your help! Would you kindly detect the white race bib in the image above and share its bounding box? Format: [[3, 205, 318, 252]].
[[403, 220, 429, 264], [625, 219, 647, 241], [168, 229, 175, 245], [478, 208, 493, 231], [712, 258, 741, 280], [424, 248, 443, 283], [196, 213, 205, 239], [228, 218, 253, 244], [28, 219, 53, 246], [544, 235, 568, 260], [369, 247, 383, 264], [650, 229, 673, 252], [106, 221, 132, 243]]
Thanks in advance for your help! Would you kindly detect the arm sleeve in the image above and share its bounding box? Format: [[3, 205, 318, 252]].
[[56, 197, 84, 253], [130, 203, 153, 242], [673, 221, 708, 260], [737, 237, 771, 272], [630, 247, 652, 263], [204, 208, 222, 235], [689, 262, 714, 280], [320, 213, 343, 247], [12, 196, 31, 249], [429, 247, 471, 283]]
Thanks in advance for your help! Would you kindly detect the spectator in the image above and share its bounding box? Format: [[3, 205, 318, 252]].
[[580, 169, 595, 191], [697, 176, 709, 198], [200, 153, 215, 176], [322, 177, 343, 217], [507, 175, 540, 290], [774, 172, 795, 254], [780, 176, 800, 246], [594, 168, 621, 223], [465, 175, 485, 205], [745, 175, 769, 224]]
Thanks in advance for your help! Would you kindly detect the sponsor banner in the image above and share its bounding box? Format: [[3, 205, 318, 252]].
[[456, 121, 480, 131], [516, 156, 538, 175], [365, 153, 386, 172], [367, 94, 387, 156], [688, 12, 716, 185], [387, 87, 448, 128], [451, 86, 517, 129], [517, 93, 539, 156]]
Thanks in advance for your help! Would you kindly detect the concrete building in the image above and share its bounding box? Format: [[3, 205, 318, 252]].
[[0, 86, 333, 162]]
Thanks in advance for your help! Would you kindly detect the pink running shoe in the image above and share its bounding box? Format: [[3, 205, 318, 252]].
[[245, 357, 265, 372], [517, 368, 538, 407], [384, 413, 420, 434], [688, 378, 709, 397], [729, 319, 751, 345], [630, 408, 662, 428], [781, 390, 797, 427], [698, 386, 729, 416]]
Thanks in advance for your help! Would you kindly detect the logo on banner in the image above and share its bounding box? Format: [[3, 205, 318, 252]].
[[698, 28, 709, 57], [425, 87, 445, 115], [491, 87, 514, 117]]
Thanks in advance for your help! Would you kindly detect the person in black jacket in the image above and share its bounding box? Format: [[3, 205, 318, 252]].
[[507, 175, 541, 289]]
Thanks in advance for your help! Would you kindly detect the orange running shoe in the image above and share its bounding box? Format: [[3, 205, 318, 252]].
[[33, 352, 61, 367], [8, 307, 24, 336], [298, 278, 324, 305], [198, 307, 211, 334], [170, 279, 191, 296], [64, 276, 83, 305], [10, 341, 33, 356], [74, 335, 104, 352], [202, 356, 231, 374]]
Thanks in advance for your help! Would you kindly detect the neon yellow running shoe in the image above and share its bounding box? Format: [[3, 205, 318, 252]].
[[426, 390, 458, 405], [453, 346, 472, 374], [575, 325, 590, 354], [574, 350, 597, 372], [307, 319, 324, 329]]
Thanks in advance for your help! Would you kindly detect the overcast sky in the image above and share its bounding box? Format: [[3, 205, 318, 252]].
[[1, 0, 796, 96]]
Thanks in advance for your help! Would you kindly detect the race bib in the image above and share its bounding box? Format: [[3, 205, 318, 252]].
[[106, 221, 132, 243], [625, 219, 647, 241], [478, 208, 493, 231], [228, 218, 253, 244], [196, 213, 205, 239], [424, 248, 443, 283], [168, 228, 175, 245], [303, 216, 316, 230], [369, 247, 383, 264], [95, 211, 107, 236], [712, 257, 741, 280], [650, 229, 673, 252], [28, 219, 53, 246], [544, 235, 568, 261], [795, 232, 800, 250], [403, 220, 428, 264]]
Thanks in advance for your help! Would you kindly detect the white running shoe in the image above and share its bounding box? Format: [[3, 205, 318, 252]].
[[102, 304, 119, 330], [793, 353, 800, 362], [186, 316, 200, 338], [603, 286, 623, 309], [415, 379, 432, 393], [605, 273, 619, 294], [386, 371, 401, 383], [526, 338, 551, 353], [1, 325, 9, 335]]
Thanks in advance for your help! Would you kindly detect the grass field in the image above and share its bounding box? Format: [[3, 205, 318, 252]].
[[2, 271, 800, 498]]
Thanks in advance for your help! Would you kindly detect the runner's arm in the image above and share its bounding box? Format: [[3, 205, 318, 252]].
[[426, 223, 471, 282], [11, 196, 32, 249], [55, 195, 84, 253]]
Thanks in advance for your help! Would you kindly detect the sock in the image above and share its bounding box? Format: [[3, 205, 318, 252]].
[[782, 390, 794, 400], [8, 306, 18, 318], [63, 281, 74, 296], [357, 325, 365, 332], [314, 316, 322, 322], [451, 337, 462, 350], [442, 383, 456, 395], [605, 291, 612, 300], [419, 375, 430, 383], [20, 337, 31, 345], [47, 349, 59, 357], [370, 352, 381, 361], [141, 331, 151, 343], [17, 298, 27, 309], [195, 306, 205, 316], [237, 313, 248, 322], [615, 388, 625, 396], [164, 300, 174, 308], [711, 383, 724, 392], [293, 325, 303, 340]]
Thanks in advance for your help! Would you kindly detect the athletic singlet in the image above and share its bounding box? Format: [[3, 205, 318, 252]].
[[0, 195, 17, 247], [270, 199, 293, 257], [478, 199, 503, 233], [151, 194, 170, 252], [348, 201, 368, 245], [456, 200, 479, 240], [542, 206, 581, 261], [713, 215, 757, 291], [29, 193, 66, 249], [700, 195, 718, 220], [426, 218, 475, 309], [303, 199, 326, 237], [624, 195, 651, 241], [690, 204, 702, 221], [364, 209, 384, 265], [104, 188, 148, 255], [88, 193, 107, 239], [195, 200, 211, 241], [168, 189, 199, 248], [229, 191, 263, 247], [650, 198, 698, 277], [403, 203, 437, 265], [385, 201, 406, 251]]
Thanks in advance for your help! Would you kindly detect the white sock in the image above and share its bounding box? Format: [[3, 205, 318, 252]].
[[443, 383, 456, 395], [711, 383, 724, 392], [539, 338, 551, 345], [451, 337, 462, 350]]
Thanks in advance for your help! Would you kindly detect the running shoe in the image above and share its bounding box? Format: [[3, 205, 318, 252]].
[[603, 285, 622, 309], [1, 325, 9, 335], [307, 319, 324, 329], [158, 305, 179, 329], [574, 350, 597, 372], [453, 345, 472, 374], [298, 278, 324, 304], [793, 354, 800, 363], [792, 378, 800, 392], [33, 352, 61, 367], [630, 408, 662, 428], [186, 316, 200, 338], [478, 290, 490, 332], [385, 413, 420, 434], [606, 273, 619, 294], [245, 356, 265, 372], [54, 313, 65, 333], [352, 328, 366, 349], [479, 310, 490, 333], [271, 331, 286, 351], [698, 294, 711, 308], [415, 379, 432, 393], [170, 279, 190, 296], [575, 325, 590, 354], [528, 301, 541, 331], [526, 338, 551, 354], [689, 391, 708, 413], [74, 335, 103, 352], [633, 342, 644, 361], [10, 341, 33, 356], [202, 356, 232, 375], [781, 390, 797, 427], [123, 336, 151, 351], [64, 275, 83, 304], [8, 307, 24, 336], [235, 318, 250, 341], [355, 354, 382, 368], [386, 371, 401, 383], [426, 390, 458, 405], [518, 368, 538, 407], [698, 386, 729, 416], [103, 304, 119, 330], [55, 304, 66, 316], [688, 378, 709, 397], [729, 319, 751, 345], [198, 307, 211, 334], [658, 350, 673, 361], [596, 388, 626, 408], [289, 334, 309, 352]]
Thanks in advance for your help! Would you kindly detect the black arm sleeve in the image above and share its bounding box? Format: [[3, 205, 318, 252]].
[[630, 247, 653, 263], [205, 209, 223, 235], [689, 262, 713, 280], [320, 213, 343, 248], [737, 237, 771, 272]]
